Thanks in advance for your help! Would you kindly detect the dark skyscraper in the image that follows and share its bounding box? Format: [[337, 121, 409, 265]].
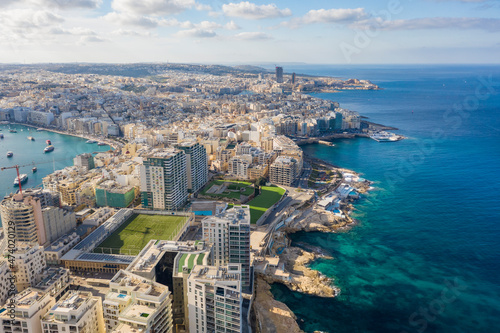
[[276, 66, 283, 83], [292, 72, 296, 84]]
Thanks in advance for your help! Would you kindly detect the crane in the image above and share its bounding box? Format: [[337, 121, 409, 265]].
[[0, 162, 35, 196], [1, 156, 75, 196]]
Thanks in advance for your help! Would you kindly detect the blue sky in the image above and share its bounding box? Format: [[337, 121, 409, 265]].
[[1, 0, 499, 64]]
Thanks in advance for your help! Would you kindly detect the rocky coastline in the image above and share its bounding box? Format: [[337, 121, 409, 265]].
[[252, 159, 373, 332]]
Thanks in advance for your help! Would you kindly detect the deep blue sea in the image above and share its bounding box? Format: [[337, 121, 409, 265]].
[[0, 124, 111, 224], [270, 65, 500, 333]]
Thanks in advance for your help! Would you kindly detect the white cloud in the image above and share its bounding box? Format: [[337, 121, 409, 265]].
[[234, 31, 271, 40], [103, 12, 160, 28], [0, 9, 64, 40], [285, 8, 368, 28], [224, 20, 241, 30], [111, 29, 152, 37], [175, 28, 216, 38], [31, 0, 102, 9], [78, 35, 106, 44], [222, 1, 291, 20], [195, 3, 212, 11], [48, 26, 96, 35], [0, 0, 102, 9], [111, 0, 196, 16], [352, 17, 500, 32]]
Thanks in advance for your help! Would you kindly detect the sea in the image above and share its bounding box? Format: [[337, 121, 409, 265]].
[[0, 124, 111, 225], [268, 65, 500, 333]]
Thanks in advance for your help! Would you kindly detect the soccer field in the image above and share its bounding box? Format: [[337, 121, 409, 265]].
[[95, 214, 187, 254]]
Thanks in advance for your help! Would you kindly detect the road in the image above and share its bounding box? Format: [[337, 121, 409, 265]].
[[260, 196, 292, 226], [297, 161, 312, 189]]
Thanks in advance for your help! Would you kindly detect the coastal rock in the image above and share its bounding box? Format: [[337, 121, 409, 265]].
[[252, 276, 304, 333], [274, 246, 337, 298]]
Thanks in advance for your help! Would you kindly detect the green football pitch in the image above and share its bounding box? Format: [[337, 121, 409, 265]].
[[95, 214, 187, 254]]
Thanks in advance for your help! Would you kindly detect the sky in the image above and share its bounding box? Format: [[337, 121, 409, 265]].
[[1, 0, 500, 64]]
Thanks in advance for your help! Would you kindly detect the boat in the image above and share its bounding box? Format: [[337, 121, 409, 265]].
[[36, 128, 45, 131], [32, 167, 37, 173], [6, 151, 13, 157], [86, 139, 97, 144], [13, 174, 28, 186], [0, 133, 3, 139], [370, 131, 399, 142], [97, 142, 107, 146], [9, 129, 16, 133], [27, 136, 35, 141], [46, 140, 51, 145], [44, 145, 54, 153]]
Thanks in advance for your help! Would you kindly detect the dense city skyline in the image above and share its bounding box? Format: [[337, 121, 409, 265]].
[[1, 0, 500, 64]]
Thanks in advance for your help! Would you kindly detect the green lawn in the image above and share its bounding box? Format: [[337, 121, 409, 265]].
[[229, 185, 285, 224], [95, 214, 187, 254], [201, 180, 254, 199]]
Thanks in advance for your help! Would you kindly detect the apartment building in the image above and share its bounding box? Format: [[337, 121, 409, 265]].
[[202, 206, 251, 291], [41, 291, 105, 333], [140, 149, 188, 210], [0, 289, 55, 333], [176, 141, 209, 194], [187, 264, 242, 333], [104, 270, 173, 333], [269, 156, 299, 186]]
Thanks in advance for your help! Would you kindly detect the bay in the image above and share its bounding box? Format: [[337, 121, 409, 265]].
[[271, 65, 500, 333]]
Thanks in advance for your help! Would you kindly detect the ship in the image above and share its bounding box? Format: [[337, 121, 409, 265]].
[[27, 136, 35, 141], [6, 151, 13, 157], [86, 139, 97, 144], [0, 133, 3, 139], [46, 139, 51, 145], [36, 128, 45, 131], [32, 167, 37, 173], [13, 174, 28, 186], [9, 129, 17, 133], [97, 142, 107, 146], [370, 131, 401, 142], [44, 145, 54, 153]]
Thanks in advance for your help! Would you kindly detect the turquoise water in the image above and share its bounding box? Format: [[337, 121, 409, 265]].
[[271, 65, 500, 332], [0, 124, 111, 222]]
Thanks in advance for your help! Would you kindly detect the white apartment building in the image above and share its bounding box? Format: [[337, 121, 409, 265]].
[[187, 264, 242, 333], [228, 157, 250, 179], [28, 110, 55, 126], [140, 149, 188, 210], [10, 243, 46, 292], [0, 288, 55, 333], [41, 291, 105, 333], [104, 270, 173, 333], [202, 206, 251, 290]]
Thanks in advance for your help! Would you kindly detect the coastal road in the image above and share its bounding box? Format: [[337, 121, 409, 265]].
[[261, 196, 292, 226], [298, 161, 312, 189]]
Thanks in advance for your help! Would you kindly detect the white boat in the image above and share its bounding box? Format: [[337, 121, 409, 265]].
[[370, 132, 398, 142], [97, 142, 107, 146], [44, 145, 54, 153], [14, 174, 28, 186], [36, 128, 45, 131], [6, 151, 13, 157], [86, 139, 97, 144]]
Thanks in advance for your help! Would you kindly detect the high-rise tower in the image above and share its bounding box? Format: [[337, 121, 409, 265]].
[[140, 148, 188, 211]]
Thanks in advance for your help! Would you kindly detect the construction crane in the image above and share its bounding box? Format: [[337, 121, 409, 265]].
[[1, 156, 75, 195], [0, 162, 35, 196]]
